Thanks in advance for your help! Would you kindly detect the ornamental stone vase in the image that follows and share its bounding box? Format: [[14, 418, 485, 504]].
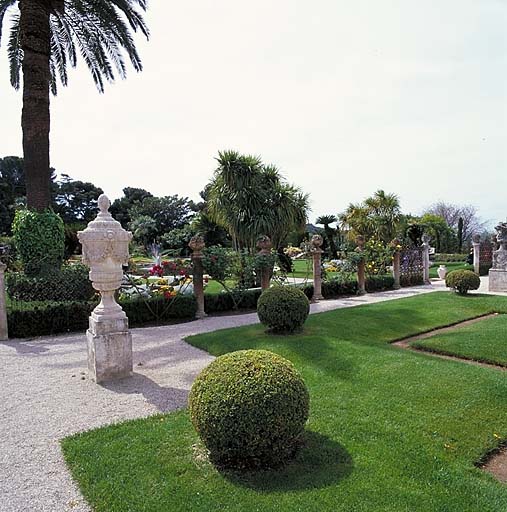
[[489, 221, 507, 292], [78, 194, 133, 383], [437, 265, 447, 280]]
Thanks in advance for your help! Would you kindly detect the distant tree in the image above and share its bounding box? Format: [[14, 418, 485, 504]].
[[110, 187, 153, 228], [339, 190, 401, 244], [424, 202, 485, 246], [315, 214, 339, 258], [161, 225, 196, 257], [0, 156, 25, 234], [207, 150, 309, 251], [192, 212, 230, 247], [128, 195, 198, 246], [0, 0, 149, 210], [53, 174, 103, 223]]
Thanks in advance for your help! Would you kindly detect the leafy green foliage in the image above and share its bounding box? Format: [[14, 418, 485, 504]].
[[257, 286, 310, 333], [1, 0, 149, 93], [12, 209, 64, 276], [6, 263, 94, 301], [445, 269, 481, 295], [207, 150, 308, 250], [110, 187, 154, 228], [189, 349, 309, 468]]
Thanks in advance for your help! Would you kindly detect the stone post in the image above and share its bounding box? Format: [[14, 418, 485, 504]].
[[311, 234, 324, 301], [0, 262, 8, 340], [391, 239, 401, 290], [189, 235, 207, 319], [472, 234, 481, 275], [422, 234, 431, 285], [356, 235, 366, 295], [489, 221, 507, 292], [78, 195, 133, 383], [257, 235, 273, 291]]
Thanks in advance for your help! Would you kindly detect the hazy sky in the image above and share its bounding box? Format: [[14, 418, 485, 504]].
[[1, 1, 506, 226]]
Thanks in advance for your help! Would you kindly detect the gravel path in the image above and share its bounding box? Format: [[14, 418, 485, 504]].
[[0, 282, 447, 512]]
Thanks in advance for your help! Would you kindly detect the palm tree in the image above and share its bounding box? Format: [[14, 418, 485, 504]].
[[0, 0, 148, 211], [316, 214, 339, 258], [207, 150, 309, 251], [339, 190, 401, 243]]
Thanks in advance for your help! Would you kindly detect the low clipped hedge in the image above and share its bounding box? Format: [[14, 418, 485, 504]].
[[257, 286, 310, 333], [189, 349, 310, 469], [445, 269, 481, 295], [8, 295, 197, 339], [204, 289, 262, 313], [6, 264, 94, 302], [433, 253, 468, 263]]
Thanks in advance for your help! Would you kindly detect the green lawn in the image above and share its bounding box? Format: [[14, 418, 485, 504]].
[[429, 261, 473, 279], [62, 292, 507, 512], [411, 314, 507, 366]]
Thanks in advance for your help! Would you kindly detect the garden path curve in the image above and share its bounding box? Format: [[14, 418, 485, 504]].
[[0, 281, 450, 512]]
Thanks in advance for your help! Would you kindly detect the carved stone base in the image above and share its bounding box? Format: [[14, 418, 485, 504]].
[[87, 315, 132, 383], [489, 269, 507, 292]]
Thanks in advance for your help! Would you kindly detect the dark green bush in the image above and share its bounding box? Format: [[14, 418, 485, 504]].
[[121, 294, 196, 324], [445, 269, 481, 295], [365, 275, 395, 292], [433, 253, 468, 263], [6, 264, 94, 302], [257, 286, 310, 333], [189, 349, 310, 469], [204, 289, 262, 313], [7, 294, 196, 338], [7, 301, 95, 338], [12, 209, 65, 276], [400, 273, 424, 287]]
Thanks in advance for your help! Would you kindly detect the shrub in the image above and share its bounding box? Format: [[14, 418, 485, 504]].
[[189, 349, 310, 469], [204, 289, 262, 313], [365, 274, 395, 292], [445, 269, 481, 295], [7, 294, 196, 338], [257, 286, 310, 333], [6, 264, 94, 302], [12, 209, 65, 276], [434, 253, 468, 263]]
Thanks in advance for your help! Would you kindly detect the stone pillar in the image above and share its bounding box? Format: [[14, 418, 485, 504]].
[[257, 235, 273, 291], [189, 235, 207, 319], [356, 235, 366, 295], [422, 234, 431, 285], [391, 239, 401, 290], [78, 195, 133, 383], [0, 262, 8, 341], [311, 234, 324, 301], [472, 234, 481, 275], [489, 221, 507, 292]]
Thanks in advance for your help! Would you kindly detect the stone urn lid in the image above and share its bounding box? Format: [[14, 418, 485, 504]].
[[78, 194, 132, 266], [78, 195, 132, 243]]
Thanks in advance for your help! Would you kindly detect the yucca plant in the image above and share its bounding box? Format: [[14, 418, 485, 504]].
[[0, 0, 149, 211]]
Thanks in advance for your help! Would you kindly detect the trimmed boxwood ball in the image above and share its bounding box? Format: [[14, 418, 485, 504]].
[[445, 269, 481, 295], [257, 285, 310, 333], [189, 349, 310, 469]]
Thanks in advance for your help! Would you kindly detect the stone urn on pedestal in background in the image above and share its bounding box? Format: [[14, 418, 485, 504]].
[[437, 265, 447, 280]]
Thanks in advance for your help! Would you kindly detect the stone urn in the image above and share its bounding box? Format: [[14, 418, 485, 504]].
[[78, 194, 133, 383], [437, 265, 447, 280], [489, 221, 507, 292]]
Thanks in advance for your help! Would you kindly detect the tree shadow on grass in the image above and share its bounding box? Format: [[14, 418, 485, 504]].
[[220, 430, 353, 492]]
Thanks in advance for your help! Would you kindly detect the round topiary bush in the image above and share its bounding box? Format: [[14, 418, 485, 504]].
[[257, 286, 310, 333], [189, 349, 310, 469], [12, 209, 64, 276], [445, 269, 481, 295]]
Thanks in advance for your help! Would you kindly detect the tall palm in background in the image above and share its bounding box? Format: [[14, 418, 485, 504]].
[[316, 214, 339, 258], [208, 150, 309, 251], [0, 0, 149, 211], [339, 190, 401, 243]]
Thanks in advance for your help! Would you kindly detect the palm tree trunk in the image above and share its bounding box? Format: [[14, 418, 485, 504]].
[[20, 0, 51, 211]]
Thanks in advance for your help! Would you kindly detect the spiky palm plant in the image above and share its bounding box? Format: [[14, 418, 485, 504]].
[[208, 150, 309, 251], [316, 214, 339, 258], [0, 0, 149, 210]]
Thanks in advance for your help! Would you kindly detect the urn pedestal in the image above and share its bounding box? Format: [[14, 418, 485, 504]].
[[489, 270, 507, 292], [489, 221, 507, 293]]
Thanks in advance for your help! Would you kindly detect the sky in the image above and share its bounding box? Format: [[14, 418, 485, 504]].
[[0, 0, 506, 227]]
